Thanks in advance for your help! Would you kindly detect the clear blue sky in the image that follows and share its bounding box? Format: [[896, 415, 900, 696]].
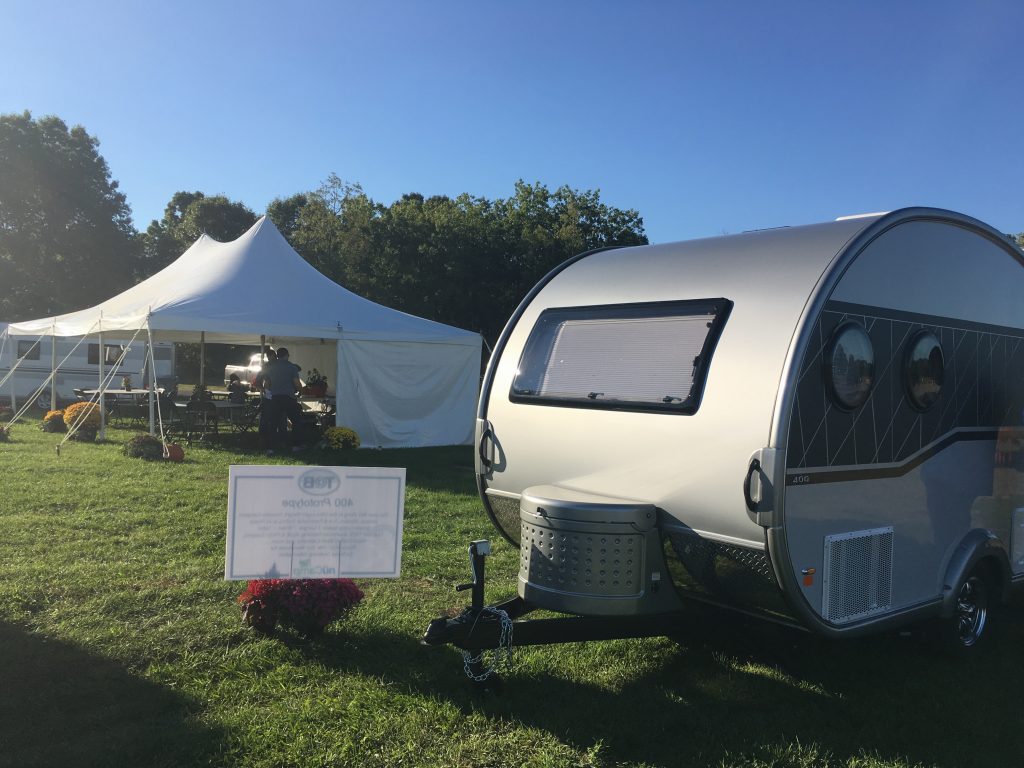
[[2, 0, 1021, 244]]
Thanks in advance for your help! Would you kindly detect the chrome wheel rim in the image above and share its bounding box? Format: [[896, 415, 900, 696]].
[[955, 575, 988, 647]]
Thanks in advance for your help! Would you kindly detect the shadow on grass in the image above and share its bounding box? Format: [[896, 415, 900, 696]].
[[0, 622, 225, 768], [179, 435, 476, 493], [290, 599, 1024, 768]]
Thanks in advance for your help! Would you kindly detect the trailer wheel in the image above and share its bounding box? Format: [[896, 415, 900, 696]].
[[34, 388, 53, 410], [948, 566, 991, 650]]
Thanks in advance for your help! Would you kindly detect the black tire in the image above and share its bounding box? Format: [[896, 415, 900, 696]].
[[946, 565, 992, 650], [35, 388, 53, 410]]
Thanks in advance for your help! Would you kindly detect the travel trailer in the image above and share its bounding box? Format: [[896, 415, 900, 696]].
[[0, 324, 175, 407], [425, 207, 1024, 670]]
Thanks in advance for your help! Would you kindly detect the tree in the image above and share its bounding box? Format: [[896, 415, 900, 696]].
[[271, 177, 647, 343], [489, 182, 647, 329], [140, 191, 257, 276], [0, 111, 139, 319], [266, 192, 310, 242]]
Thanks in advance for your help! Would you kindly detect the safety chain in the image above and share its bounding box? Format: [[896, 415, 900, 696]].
[[460, 607, 513, 681]]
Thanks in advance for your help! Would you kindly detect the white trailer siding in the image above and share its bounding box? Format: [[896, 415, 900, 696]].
[[0, 329, 175, 405], [480, 217, 873, 549]]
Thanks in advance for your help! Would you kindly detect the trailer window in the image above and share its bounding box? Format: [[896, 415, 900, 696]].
[[510, 299, 731, 413], [904, 331, 943, 411], [17, 341, 40, 360], [825, 322, 874, 410], [153, 346, 172, 361], [87, 344, 125, 365]]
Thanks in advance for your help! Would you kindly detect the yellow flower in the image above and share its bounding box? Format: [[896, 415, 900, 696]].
[[63, 401, 102, 429]]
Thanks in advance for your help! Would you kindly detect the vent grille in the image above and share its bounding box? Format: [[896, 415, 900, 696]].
[[822, 527, 894, 624], [520, 519, 643, 597]]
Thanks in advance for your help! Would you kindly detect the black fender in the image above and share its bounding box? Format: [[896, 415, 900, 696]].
[[939, 529, 1012, 617]]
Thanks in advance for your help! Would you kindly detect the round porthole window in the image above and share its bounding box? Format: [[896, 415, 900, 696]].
[[825, 322, 875, 410], [905, 330, 944, 411]]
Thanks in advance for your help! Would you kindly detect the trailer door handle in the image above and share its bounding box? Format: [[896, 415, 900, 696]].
[[743, 458, 762, 512], [743, 448, 779, 527], [477, 419, 494, 469]]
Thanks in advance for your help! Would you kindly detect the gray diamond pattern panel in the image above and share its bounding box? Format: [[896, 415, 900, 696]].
[[787, 301, 1024, 470]]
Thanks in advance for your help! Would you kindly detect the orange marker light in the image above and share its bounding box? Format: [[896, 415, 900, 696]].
[[801, 567, 816, 587]]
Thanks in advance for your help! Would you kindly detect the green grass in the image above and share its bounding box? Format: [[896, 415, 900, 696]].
[[0, 418, 1022, 767]]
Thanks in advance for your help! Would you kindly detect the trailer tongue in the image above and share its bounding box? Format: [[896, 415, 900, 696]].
[[421, 539, 691, 684]]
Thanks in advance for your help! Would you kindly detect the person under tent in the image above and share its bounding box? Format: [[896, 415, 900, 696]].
[[256, 349, 277, 450], [261, 347, 303, 455], [226, 373, 247, 404]]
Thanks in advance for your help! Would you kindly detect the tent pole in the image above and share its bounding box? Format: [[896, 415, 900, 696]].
[[200, 331, 206, 389], [98, 331, 106, 440], [334, 339, 341, 429], [50, 327, 57, 411], [7, 333, 14, 412], [146, 328, 155, 436]]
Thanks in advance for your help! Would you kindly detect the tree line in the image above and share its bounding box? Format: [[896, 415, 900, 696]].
[[0, 112, 648, 345]]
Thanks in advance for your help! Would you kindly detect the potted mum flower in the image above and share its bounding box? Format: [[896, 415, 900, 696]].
[[41, 410, 67, 433], [318, 426, 360, 452], [122, 433, 164, 460], [238, 578, 364, 637], [62, 401, 101, 442], [303, 369, 328, 398]]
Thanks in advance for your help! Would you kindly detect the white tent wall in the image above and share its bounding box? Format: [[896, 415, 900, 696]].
[[335, 339, 480, 448]]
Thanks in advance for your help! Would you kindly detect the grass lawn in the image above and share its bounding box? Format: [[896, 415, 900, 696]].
[[0, 418, 1022, 768]]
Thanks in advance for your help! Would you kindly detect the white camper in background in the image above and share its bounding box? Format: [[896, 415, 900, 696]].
[[0, 324, 175, 407], [426, 207, 1024, 668]]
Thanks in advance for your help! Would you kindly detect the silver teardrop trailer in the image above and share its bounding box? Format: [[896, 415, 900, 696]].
[[424, 207, 1024, 675]]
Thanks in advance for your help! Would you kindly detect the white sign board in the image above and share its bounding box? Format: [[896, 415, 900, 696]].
[[225, 465, 405, 580]]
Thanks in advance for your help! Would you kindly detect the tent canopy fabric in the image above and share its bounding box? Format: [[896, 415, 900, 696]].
[[6, 217, 481, 448], [7, 216, 479, 347]]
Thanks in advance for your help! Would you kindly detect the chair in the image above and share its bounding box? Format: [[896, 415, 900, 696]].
[[158, 395, 184, 440], [315, 400, 337, 430], [183, 400, 219, 444], [230, 398, 262, 434], [112, 394, 150, 427]]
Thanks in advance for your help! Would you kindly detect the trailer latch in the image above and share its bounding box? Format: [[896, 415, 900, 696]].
[[744, 448, 779, 527], [476, 419, 494, 470]]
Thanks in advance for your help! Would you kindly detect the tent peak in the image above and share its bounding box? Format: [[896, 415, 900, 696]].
[[201, 215, 274, 246], [248, 214, 271, 235]]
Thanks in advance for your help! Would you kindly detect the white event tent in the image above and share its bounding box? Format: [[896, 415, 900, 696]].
[[4, 216, 481, 448]]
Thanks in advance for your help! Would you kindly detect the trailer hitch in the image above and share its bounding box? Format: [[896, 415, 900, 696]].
[[422, 540, 519, 683], [423, 538, 693, 684]]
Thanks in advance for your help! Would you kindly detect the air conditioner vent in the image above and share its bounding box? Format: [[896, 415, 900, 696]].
[[822, 527, 894, 624]]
